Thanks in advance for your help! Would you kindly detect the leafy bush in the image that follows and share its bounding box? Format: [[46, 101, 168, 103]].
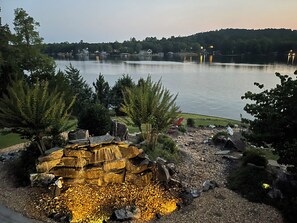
[[227, 165, 274, 202], [78, 103, 112, 136], [242, 148, 268, 167], [242, 72, 297, 170], [7, 143, 40, 186], [212, 131, 228, 144], [177, 125, 187, 133], [142, 134, 179, 162], [186, 118, 195, 127], [157, 134, 178, 154], [145, 146, 179, 163]]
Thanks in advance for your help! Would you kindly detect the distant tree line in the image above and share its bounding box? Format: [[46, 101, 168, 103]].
[[43, 29, 297, 56]]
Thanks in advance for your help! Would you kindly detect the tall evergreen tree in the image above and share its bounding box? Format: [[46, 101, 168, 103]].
[[93, 73, 110, 108], [65, 64, 93, 116], [110, 74, 135, 115]]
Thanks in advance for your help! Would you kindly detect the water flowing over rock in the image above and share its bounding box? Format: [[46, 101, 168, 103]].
[[33, 135, 163, 187]]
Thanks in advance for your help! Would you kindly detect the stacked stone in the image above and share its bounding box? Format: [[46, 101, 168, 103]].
[[35, 141, 154, 187]]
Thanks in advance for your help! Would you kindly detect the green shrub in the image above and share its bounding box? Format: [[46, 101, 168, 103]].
[[212, 131, 228, 144], [242, 148, 268, 167], [157, 134, 177, 153], [186, 118, 195, 127], [227, 165, 274, 202], [78, 103, 112, 136], [7, 143, 40, 187], [145, 146, 180, 163], [177, 125, 187, 133], [142, 134, 179, 162]]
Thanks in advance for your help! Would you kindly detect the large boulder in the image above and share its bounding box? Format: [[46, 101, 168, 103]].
[[63, 149, 92, 159], [50, 167, 85, 179], [60, 157, 88, 168], [36, 159, 62, 173], [30, 173, 55, 186], [68, 129, 89, 141], [125, 171, 153, 186], [84, 167, 104, 179], [91, 146, 122, 164], [38, 147, 63, 162], [103, 172, 125, 184], [103, 158, 126, 172], [110, 121, 128, 140], [119, 145, 142, 159]]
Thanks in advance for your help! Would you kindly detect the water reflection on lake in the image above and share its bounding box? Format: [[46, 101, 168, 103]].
[[55, 60, 296, 120]]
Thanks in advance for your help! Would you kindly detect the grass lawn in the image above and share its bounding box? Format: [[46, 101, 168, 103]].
[[0, 114, 241, 149], [181, 113, 242, 127], [0, 132, 28, 149], [112, 113, 242, 133], [0, 118, 77, 150]]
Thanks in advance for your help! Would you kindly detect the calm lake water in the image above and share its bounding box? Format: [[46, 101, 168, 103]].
[[55, 59, 296, 120]]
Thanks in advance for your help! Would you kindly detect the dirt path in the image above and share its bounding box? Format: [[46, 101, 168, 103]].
[[152, 128, 283, 223]]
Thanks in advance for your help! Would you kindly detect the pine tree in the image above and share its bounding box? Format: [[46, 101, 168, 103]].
[[65, 64, 93, 116], [93, 73, 110, 108]]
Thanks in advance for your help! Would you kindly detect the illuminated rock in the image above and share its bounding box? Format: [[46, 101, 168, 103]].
[[38, 147, 63, 162], [125, 171, 153, 186], [126, 159, 149, 174], [35, 140, 174, 187], [63, 148, 92, 159], [36, 159, 62, 173], [30, 173, 55, 186], [63, 178, 85, 185], [85, 178, 105, 186], [90, 145, 122, 164], [84, 167, 104, 179], [50, 167, 85, 178], [119, 145, 142, 159], [103, 158, 126, 172], [104, 172, 124, 184], [60, 157, 88, 168]]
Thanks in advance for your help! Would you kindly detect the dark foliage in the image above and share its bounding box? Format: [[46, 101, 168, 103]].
[[212, 131, 228, 145], [242, 72, 297, 170], [186, 118, 195, 127], [93, 73, 110, 108], [227, 164, 297, 223], [157, 134, 177, 154], [44, 29, 297, 57], [64, 64, 94, 116], [78, 103, 112, 136], [110, 74, 135, 115], [7, 143, 40, 187], [227, 165, 274, 202], [242, 148, 268, 167]]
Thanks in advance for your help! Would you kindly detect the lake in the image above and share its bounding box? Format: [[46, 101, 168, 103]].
[[55, 59, 296, 120]]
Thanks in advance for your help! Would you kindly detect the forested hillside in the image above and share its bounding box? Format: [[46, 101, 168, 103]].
[[44, 28, 297, 56]]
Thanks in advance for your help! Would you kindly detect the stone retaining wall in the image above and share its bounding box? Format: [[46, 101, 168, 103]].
[[36, 141, 155, 186]]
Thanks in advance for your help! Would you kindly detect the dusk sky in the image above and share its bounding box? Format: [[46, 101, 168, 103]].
[[1, 0, 297, 43]]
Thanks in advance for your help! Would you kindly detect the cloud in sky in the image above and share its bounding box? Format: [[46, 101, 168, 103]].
[[1, 0, 297, 43]]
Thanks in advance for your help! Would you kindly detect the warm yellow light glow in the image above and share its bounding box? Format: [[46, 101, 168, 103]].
[[40, 183, 179, 222]]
